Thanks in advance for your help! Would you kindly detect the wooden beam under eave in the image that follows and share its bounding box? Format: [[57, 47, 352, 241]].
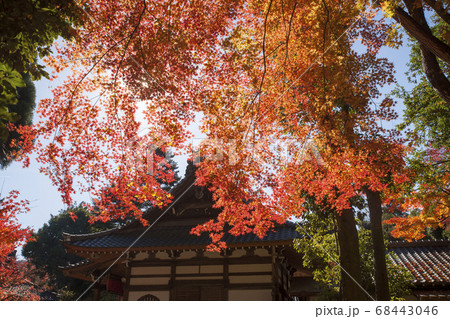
[[62, 255, 127, 282], [62, 241, 294, 257]]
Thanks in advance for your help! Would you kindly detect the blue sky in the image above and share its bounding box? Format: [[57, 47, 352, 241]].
[[2, 24, 415, 237]]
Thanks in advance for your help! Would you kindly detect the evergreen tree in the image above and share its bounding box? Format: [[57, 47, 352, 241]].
[[22, 204, 115, 299], [0, 72, 35, 168]]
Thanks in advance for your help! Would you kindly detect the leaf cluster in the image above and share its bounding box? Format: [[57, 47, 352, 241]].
[[0, 0, 84, 80]]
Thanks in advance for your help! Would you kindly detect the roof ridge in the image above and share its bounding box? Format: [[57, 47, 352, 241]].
[[63, 218, 298, 243], [62, 227, 120, 242], [387, 239, 450, 248]]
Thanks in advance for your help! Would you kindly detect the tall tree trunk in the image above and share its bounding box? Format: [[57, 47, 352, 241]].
[[403, 0, 450, 107], [391, 2, 450, 65], [363, 187, 390, 301], [336, 208, 366, 300], [423, 0, 450, 25]]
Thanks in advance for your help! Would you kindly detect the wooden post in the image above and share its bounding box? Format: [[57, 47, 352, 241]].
[[93, 284, 101, 301], [224, 250, 229, 301], [169, 258, 176, 300], [271, 246, 280, 301], [122, 261, 131, 301]]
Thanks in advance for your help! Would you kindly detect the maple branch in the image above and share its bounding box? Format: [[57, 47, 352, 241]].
[[428, 159, 450, 166], [136, 37, 152, 94], [258, 0, 274, 95], [241, 0, 274, 127], [321, 0, 331, 102], [71, 36, 128, 103], [435, 201, 450, 208], [256, 15, 362, 124], [53, 35, 129, 133], [283, 1, 297, 74], [255, 42, 285, 64], [108, 1, 147, 143], [112, 0, 147, 91]]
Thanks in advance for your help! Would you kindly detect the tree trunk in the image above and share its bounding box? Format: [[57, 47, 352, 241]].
[[392, 3, 450, 66], [422, 0, 450, 26], [363, 187, 390, 301], [417, 44, 450, 106], [336, 208, 366, 300], [403, 0, 450, 106]]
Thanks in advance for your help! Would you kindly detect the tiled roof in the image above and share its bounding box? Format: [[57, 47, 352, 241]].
[[388, 240, 450, 286], [65, 222, 300, 250]]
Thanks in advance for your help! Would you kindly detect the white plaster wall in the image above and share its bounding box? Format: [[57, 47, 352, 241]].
[[131, 266, 171, 275], [229, 263, 272, 273], [176, 276, 223, 280], [200, 265, 223, 273], [176, 265, 200, 274], [229, 275, 272, 284]]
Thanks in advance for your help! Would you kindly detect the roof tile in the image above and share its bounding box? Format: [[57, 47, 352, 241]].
[[388, 241, 450, 286], [69, 222, 300, 249]]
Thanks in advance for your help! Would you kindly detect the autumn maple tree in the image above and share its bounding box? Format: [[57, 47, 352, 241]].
[[0, 191, 31, 259], [0, 252, 50, 301], [0, 191, 37, 300], [9, 0, 439, 300]]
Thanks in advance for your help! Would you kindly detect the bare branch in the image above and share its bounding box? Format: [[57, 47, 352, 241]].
[[258, 0, 274, 95], [284, 1, 297, 73]]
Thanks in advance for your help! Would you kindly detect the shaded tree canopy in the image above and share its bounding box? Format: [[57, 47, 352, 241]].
[[22, 204, 116, 298], [0, 0, 83, 79], [295, 198, 413, 301], [0, 0, 84, 162], [0, 72, 35, 168]]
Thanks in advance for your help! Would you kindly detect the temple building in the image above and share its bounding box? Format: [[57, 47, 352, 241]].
[[61, 164, 316, 300], [61, 164, 450, 300]]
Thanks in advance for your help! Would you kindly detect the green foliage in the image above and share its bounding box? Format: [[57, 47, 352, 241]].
[[8, 73, 35, 127], [155, 148, 181, 191], [0, 72, 36, 167], [0, 0, 84, 159], [395, 83, 449, 148], [0, 64, 25, 105], [357, 227, 414, 301], [293, 203, 340, 300], [0, 64, 24, 142], [395, 17, 450, 149], [0, 0, 83, 80], [22, 204, 116, 299], [294, 200, 413, 301]]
